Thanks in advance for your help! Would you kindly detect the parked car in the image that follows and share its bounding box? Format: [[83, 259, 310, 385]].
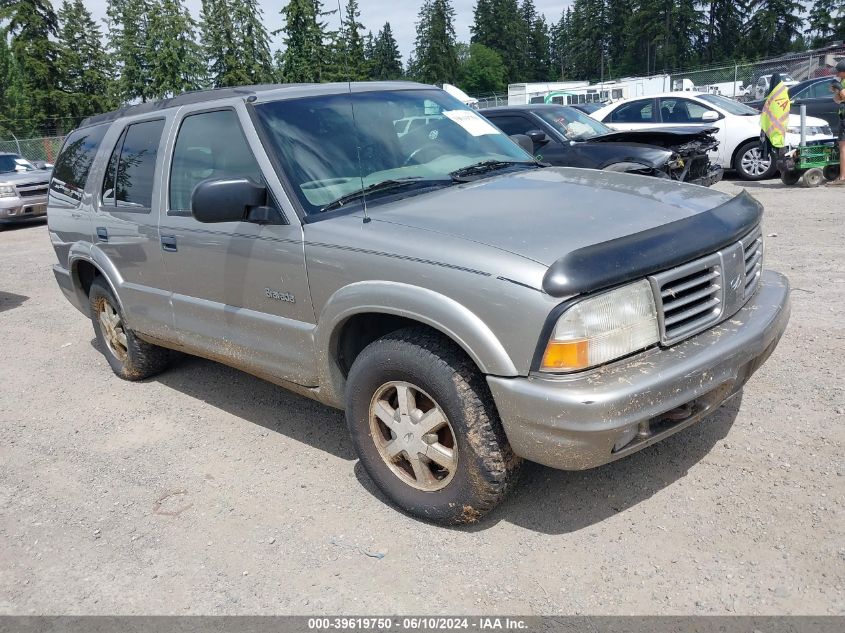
[[592, 92, 832, 180], [747, 73, 799, 101], [568, 102, 604, 116], [481, 104, 722, 186], [0, 153, 51, 227], [748, 76, 843, 130], [48, 82, 790, 524]]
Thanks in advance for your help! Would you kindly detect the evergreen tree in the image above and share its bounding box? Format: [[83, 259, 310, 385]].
[[233, 0, 275, 83], [549, 9, 572, 80], [471, 0, 527, 83], [704, 0, 746, 64], [805, 0, 842, 47], [370, 22, 403, 81], [521, 1, 550, 82], [337, 0, 367, 80], [147, 0, 205, 98], [278, 0, 336, 83], [107, 0, 153, 103], [412, 0, 459, 85], [56, 0, 114, 121], [744, 0, 804, 58], [0, 0, 62, 135]]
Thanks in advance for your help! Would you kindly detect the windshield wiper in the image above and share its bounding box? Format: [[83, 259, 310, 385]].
[[320, 177, 451, 212], [449, 160, 540, 181]]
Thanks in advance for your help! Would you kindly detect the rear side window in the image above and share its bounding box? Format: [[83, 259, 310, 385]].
[[487, 115, 534, 136], [101, 119, 165, 211], [50, 124, 109, 204], [609, 100, 655, 123], [169, 110, 262, 214]]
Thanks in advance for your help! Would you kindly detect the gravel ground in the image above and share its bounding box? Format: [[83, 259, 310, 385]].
[[0, 178, 843, 616]]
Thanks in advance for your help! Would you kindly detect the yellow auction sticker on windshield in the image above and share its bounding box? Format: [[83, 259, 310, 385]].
[[443, 110, 501, 136]]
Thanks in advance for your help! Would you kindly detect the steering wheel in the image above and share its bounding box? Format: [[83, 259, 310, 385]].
[[403, 125, 447, 166]]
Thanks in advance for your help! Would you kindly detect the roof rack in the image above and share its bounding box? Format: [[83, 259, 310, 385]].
[[79, 84, 303, 129]]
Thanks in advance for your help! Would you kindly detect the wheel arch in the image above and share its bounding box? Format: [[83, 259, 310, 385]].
[[314, 281, 519, 407], [730, 137, 764, 170], [67, 244, 125, 313]]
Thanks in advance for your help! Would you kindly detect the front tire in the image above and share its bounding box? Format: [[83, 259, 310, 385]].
[[345, 328, 521, 524], [734, 141, 776, 181], [89, 278, 171, 380]]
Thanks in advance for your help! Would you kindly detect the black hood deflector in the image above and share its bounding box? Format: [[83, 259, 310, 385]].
[[542, 190, 763, 297]]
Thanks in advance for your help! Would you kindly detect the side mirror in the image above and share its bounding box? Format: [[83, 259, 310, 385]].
[[509, 134, 535, 156], [526, 129, 550, 145], [701, 110, 720, 122], [191, 178, 271, 224]]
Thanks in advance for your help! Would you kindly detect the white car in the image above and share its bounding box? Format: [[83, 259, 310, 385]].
[[592, 92, 832, 180]]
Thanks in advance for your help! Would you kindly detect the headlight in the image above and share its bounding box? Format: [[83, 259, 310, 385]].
[[787, 125, 831, 136], [540, 279, 659, 372], [0, 185, 17, 198]]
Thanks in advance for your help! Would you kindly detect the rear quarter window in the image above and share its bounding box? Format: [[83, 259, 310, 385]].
[[49, 124, 110, 204]]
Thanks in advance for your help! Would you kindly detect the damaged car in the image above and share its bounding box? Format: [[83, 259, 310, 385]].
[[481, 104, 723, 186]]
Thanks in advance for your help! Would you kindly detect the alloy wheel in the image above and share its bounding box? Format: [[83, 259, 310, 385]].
[[740, 146, 772, 177], [96, 298, 128, 361], [368, 381, 458, 492]]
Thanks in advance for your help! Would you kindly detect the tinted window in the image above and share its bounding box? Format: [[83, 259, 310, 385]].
[[487, 115, 534, 136], [534, 105, 612, 140], [658, 98, 710, 123], [102, 119, 165, 210], [169, 110, 261, 213], [799, 81, 832, 99], [50, 125, 109, 203], [609, 100, 654, 123]]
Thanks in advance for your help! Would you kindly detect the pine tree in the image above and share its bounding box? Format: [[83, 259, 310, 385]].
[[521, 1, 550, 82], [459, 43, 506, 94], [107, 0, 153, 103], [805, 0, 842, 47], [0, 0, 62, 135], [232, 0, 274, 83], [336, 0, 367, 80], [370, 22, 403, 80], [744, 0, 804, 58], [147, 0, 205, 98], [56, 0, 114, 120], [278, 0, 335, 83], [471, 0, 527, 83], [704, 0, 746, 63], [412, 0, 459, 85]]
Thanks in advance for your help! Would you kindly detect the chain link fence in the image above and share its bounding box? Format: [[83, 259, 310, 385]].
[[475, 93, 508, 109], [670, 46, 845, 102], [0, 136, 66, 164]]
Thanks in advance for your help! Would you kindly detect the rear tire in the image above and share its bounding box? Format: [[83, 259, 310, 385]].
[[345, 327, 521, 524], [801, 168, 825, 188], [89, 278, 171, 380], [734, 141, 776, 181], [779, 170, 801, 185]]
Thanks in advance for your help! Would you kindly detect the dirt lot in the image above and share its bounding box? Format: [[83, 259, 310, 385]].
[[0, 178, 843, 616]]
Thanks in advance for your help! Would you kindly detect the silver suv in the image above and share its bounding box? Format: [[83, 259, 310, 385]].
[[0, 153, 51, 226], [48, 82, 790, 524]]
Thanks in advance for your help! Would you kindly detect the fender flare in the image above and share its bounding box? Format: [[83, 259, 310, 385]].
[[314, 281, 518, 406], [67, 242, 126, 313]]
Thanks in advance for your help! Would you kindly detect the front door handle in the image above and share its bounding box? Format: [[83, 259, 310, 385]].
[[160, 235, 177, 252], [96, 226, 108, 242]]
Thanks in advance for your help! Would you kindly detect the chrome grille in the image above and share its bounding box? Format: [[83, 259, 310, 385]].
[[16, 182, 49, 198], [740, 227, 763, 298], [651, 253, 723, 345]]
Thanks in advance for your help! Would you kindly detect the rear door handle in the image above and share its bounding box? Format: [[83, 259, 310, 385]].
[[160, 235, 177, 252], [96, 227, 108, 242]]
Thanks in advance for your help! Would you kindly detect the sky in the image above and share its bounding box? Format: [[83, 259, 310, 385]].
[[84, 0, 574, 62]]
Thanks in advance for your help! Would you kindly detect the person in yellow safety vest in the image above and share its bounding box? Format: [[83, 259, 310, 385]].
[[759, 72, 790, 160], [827, 59, 845, 186]]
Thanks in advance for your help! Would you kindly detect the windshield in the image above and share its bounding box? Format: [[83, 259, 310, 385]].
[[533, 105, 613, 140], [253, 89, 534, 215], [0, 154, 36, 173], [697, 93, 759, 116]]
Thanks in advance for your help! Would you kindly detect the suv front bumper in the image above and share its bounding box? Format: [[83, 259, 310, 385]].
[[0, 194, 48, 224], [487, 270, 790, 470]]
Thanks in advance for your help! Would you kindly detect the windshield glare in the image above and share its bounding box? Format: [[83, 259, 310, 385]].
[[254, 89, 533, 214], [697, 93, 759, 116], [0, 155, 36, 174], [534, 105, 612, 140]]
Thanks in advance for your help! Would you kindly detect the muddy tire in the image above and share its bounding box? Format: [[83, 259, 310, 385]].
[[89, 278, 171, 381], [345, 327, 521, 524], [734, 141, 776, 181]]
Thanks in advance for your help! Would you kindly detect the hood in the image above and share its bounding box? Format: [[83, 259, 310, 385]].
[[366, 167, 760, 293], [588, 126, 719, 146], [0, 169, 52, 185]]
